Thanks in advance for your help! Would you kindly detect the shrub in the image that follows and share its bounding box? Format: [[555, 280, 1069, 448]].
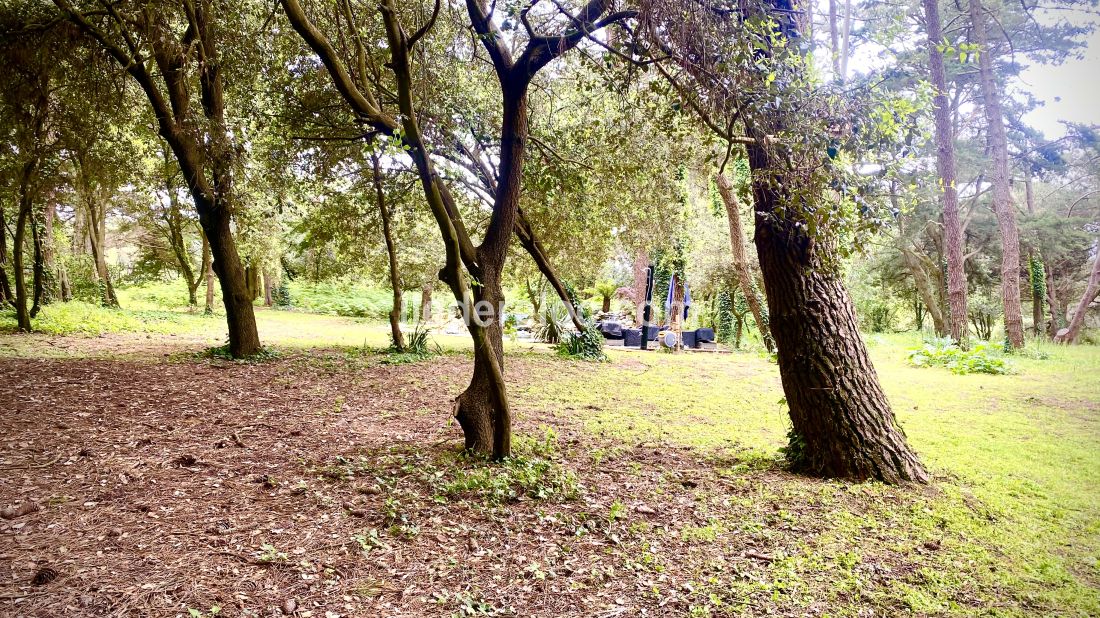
[[906, 338, 1010, 375], [557, 326, 607, 361], [535, 302, 570, 344]]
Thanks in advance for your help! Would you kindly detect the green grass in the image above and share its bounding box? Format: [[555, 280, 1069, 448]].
[[520, 331, 1100, 616]]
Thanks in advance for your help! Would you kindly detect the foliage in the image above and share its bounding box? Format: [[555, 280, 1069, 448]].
[[556, 326, 607, 362], [271, 281, 292, 309], [534, 302, 571, 344], [906, 338, 1010, 375]]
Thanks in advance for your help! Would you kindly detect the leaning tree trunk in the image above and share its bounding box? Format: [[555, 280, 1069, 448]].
[[715, 172, 775, 351], [902, 248, 948, 336], [923, 0, 969, 346], [1054, 242, 1100, 344], [372, 151, 405, 351], [747, 143, 928, 483], [83, 190, 119, 308], [970, 0, 1025, 349]]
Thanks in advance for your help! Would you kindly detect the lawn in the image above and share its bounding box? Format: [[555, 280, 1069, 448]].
[[0, 304, 1097, 616]]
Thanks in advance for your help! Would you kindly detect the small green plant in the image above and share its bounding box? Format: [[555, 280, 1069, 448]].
[[187, 607, 221, 618], [256, 544, 288, 564], [199, 343, 280, 363], [382, 322, 439, 364], [556, 326, 607, 361], [906, 338, 1010, 375]]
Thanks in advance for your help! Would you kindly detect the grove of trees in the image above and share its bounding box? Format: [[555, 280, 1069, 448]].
[[2, 0, 1098, 483]]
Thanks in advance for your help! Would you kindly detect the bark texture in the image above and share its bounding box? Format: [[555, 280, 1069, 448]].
[[970, 0, 1025, 348], [923, 0, 969, 345]]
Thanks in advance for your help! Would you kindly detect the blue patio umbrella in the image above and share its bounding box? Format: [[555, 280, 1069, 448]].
[[664, 274, 692, 320]]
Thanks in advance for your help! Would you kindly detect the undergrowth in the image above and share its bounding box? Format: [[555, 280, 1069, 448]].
[[906, 338, 1010, 375]]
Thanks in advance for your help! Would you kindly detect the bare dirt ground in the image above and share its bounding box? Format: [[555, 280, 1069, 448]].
[[0, 343, 963, 617]]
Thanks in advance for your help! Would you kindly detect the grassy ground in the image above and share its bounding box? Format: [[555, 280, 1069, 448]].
[[1, 300, 1098, 616]]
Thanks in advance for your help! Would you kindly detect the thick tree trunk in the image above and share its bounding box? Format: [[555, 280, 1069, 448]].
[[970, 0, 1025, 349], [923, 0, 969, 346], [1054, 242, 1100, 344], [715, 172, 775, 351], [372, 152, 405, 351], [201, 205, 260, 356], [747, 142, 928, 483]]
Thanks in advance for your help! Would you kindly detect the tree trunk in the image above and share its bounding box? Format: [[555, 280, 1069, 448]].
[[923, 0, 970, 346], [13, 164, 33, 332], [970, 0, 1025, 349], [0, 202, 12, 307], [514, 209, 586, 331], [1054, 241, 1100, 344], [201, 204, 260, 356], [30, 205, 46, 317], [902, 248, 947, 336], [263, 270, 274, 307], [162, 156, 202, 309], [1046, 267, 1061, 337], [420, 280, 433, 322], [715, 172, 775, 351], [372, 151, 405, 351], [632, 249, 648, 326], [746, 144, 928, 483], [76, 157, 120, 309]]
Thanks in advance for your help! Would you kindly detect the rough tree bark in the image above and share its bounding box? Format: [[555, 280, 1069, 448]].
[[923, 0, 969, 345], [969, 0, 1025, 348], [56, 0, 261, 357], [1054, 240, 1100, 344], [742, 0, 928, 483], [371, 150, 405, 351], [715, 172, 775, 351]]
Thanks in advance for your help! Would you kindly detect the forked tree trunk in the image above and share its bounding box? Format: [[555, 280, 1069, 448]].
[[970, 0, 1025, 349], [372, 151, 405, 351], [902, 248, 948, 336], [1054, 242, 1100, 344], [746, 143, 927, 483], [923, 0, 969, 346], [715, 172, 775, 351]]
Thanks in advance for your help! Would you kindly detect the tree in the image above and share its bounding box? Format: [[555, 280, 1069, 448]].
[[968, 0, 1025, 349], [641, 0, 929, 482], [921, 0, 969, 345], [281, 0, 631, 458], [54, 0, 261, 357]]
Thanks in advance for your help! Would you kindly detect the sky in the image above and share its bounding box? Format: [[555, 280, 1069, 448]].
[[1020, 22, 1100, 136]]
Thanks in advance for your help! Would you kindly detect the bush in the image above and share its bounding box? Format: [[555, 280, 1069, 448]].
[[906, 338, 1010, 375], [535, 302, 570, 344], [557, 326, 607, 361]]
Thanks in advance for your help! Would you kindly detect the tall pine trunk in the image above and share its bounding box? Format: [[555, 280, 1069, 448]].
[[923, 0, 970, 345], [970, 0, 1025, 348]]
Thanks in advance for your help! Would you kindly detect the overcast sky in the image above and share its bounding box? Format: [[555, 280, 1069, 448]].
[[1020, 22, 1100, 137]]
